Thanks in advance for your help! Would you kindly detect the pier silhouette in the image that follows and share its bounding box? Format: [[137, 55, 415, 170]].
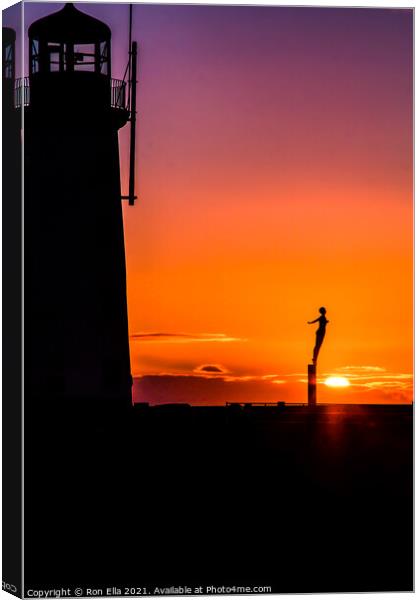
[[25, 402, 413, 593]]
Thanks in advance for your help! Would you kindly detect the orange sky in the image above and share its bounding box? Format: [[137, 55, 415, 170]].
[[5, 3, 411, 405], [116, 5, 413, 405]]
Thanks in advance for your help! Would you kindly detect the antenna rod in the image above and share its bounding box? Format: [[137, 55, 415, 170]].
[[128, 4, 133, 107], [128, 40, 137, 206], [129, 5, 133, 51]]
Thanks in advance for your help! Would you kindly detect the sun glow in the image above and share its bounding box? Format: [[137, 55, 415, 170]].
[[325, 376, 350, 388]]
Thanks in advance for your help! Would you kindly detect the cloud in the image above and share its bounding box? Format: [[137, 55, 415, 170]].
[[194, 364, 229, 375], [133, 375, 293, 406], [132, 369, 412, 406], [130, 332, 244, 343], [223, 374, 286, 384], [191, 365, 282, 382], [191, 366, 286, 383], [133, 361, 412, 402], [339, 366, 386, 373], [137, 364, 287, 385]]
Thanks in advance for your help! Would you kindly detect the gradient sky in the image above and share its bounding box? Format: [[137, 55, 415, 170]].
[[6, 2, 413, 404]]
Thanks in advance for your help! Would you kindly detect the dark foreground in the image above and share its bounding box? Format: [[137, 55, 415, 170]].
[[25, 403, 413, 594]]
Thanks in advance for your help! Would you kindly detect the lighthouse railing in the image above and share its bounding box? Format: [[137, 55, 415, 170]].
[[111, 78, 127, 110], [13, 76, 128, 111], [14, 77, 30, 108]]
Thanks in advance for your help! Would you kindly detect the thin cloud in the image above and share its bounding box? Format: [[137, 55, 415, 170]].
[[339, 365, 386, 373], [130, 332, 244, 343], [137, 367, 287, 385], [324, 366, 413, 394], [362, 381, 412, 390], [330, 366, 412, 386]]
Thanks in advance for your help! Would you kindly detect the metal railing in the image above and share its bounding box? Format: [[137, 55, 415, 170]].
[[111, 78, 127, 110], [13, 77, 128, 111], [225, 402, 307, 408], [14, 77, 30, 108]]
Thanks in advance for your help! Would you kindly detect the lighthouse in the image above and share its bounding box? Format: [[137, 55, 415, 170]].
[[24, 3, 134, 414]]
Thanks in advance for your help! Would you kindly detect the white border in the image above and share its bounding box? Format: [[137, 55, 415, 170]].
[[0, 2, 415, 600]]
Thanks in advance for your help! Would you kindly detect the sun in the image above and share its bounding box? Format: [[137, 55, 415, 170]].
[[324, 376, 350, 388]]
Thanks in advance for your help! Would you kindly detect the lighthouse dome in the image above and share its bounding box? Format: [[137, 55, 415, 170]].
[[28, 2, 113, 83], [26, 2, 129, 120], [3, 27, 16, 46], [29, 3, 110, 44]]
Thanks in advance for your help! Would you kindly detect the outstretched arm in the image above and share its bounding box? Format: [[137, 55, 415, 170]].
[[307, 317, 320, 324]]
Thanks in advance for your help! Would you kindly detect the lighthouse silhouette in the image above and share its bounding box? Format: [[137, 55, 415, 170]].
[[24, 3, 135, 415]]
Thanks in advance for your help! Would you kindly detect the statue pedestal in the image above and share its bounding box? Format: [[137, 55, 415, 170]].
[[308, 364, 317, 406]]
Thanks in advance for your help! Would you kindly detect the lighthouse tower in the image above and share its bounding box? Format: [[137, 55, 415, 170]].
[[3, 26, 20, 202], [24, 4, 133, 413], [3, 27, 23, 592]]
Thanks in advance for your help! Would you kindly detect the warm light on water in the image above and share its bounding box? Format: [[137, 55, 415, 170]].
[[325, 377, 350, 388]]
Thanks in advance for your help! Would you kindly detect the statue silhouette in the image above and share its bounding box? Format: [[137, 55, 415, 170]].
[[307, 307, 329, 364]]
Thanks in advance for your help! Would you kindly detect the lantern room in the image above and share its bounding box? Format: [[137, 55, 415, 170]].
[[29, 3, 111, 77], [26, 3, 127, 115]]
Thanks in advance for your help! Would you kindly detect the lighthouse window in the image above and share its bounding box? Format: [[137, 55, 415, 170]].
[[31, 40, 40, 74], [73, 43, 96, 72], [3, 43, 14, 79], [99, 41, 109, 75], [47, 43, 64, 72], [29, 39, 109, 76], [49, 51, 60, 72]]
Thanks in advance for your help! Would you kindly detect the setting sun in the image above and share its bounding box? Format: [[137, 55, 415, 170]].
[[325, 377, 350, 388]]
